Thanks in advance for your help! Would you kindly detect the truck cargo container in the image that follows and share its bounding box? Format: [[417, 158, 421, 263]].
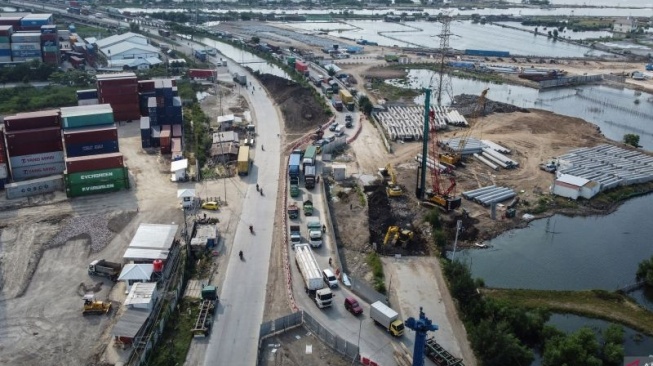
[[237, 146, 250, 176], [188, 69, 217, 80], [9, 150, 64, 169], [11, 161, 65, 180], [288, 204, 299, 220], [304, 165, 316, 189], [66, 178, 129, 197], [65, 167, 127, 186], [295, 60, 308, 73], [65, 153, 124, 174], [88, 259, 122, 281], [339, 89, 353, 104], [3, 110, 60, 132], [289, 151, 302, 177], [233, 73, 247, 86], [5, 174, 64, 200], [294, 243, 334, 308], [194, 49, 207, 62], [370, 301, 404, 337], [302, 145, 317, 168]]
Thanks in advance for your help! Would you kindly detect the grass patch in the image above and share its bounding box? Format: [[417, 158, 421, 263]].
[[370, 78, 420, 101], [482, 288, 653, 336], [354, 184, 367, 206], [367, 252, 386, 294], [0, 85, 80, 114], [147, 298, 200, 366]]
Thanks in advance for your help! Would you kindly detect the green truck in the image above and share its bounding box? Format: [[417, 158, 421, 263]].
[[303, 194, 314, 216]]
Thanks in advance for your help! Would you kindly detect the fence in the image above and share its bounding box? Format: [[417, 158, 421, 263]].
[[538, 74, 603, 89], [258, 311, 360, 365]]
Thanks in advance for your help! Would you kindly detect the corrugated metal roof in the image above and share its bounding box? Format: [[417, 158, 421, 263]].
[[95, 32, 147, 48], [170, 159, 188, 172], [101, 42, 159, 59], [128, 224, 178, 250], [124, 282, 157, 306], [112, 308, 150, 339], [123, 248, 169, 261], [556, 174, 590, 187], [118, 263, 153, 281]]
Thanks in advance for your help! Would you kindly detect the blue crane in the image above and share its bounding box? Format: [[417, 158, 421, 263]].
[[405, 307, 438, 366]]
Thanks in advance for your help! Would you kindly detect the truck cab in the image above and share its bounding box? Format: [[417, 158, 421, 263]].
[[314, 288, 334, 308], [289, 225, 301, 247], [306, 217, 323, 248], [303, 194, 314, 216]]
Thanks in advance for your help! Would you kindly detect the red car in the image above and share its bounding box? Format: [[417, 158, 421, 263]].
[[344, 296, 363, 316]]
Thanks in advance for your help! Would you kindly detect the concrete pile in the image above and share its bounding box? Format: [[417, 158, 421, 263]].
[[462, 185, 516, 207], [373, 105, 467, 141]]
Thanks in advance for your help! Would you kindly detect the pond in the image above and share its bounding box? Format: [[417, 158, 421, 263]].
[[198, 37, 291, 79]]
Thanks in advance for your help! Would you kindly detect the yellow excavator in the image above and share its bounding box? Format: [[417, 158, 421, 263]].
[[383, 226, 414, 247], [379, 163, 403, 197], [82, 293, 112, 315]]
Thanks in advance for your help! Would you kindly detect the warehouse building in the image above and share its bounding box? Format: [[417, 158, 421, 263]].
[[94, 32, 160, 67], [551, 174, 600, 200]]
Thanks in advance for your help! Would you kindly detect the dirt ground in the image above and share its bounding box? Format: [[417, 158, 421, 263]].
[[259, 327, 351, 366], [256, 74, 331, 138]]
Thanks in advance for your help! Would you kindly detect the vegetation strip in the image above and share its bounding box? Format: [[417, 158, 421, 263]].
[[482, 288, 653, 336]]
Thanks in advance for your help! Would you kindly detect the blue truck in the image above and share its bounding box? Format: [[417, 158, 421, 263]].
[[289, 150, 302, 197], [194, 50, 207, 62]]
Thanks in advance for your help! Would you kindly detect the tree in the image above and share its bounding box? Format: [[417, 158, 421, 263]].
[[601, 325, 624, 365], [358, 95, 373, 116], [251, 36, 260, 44], [636, 255, 653, 287], [129, 22, 140, 33], [327, 67, 336, 77], [553, 29, 559, 38], [542, 327, 601, 366], [623, 133, 640, 148]]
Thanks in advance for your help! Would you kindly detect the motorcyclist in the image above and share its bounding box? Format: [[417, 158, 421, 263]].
[[261, 145, 264, 151], [260, 188, 263, 196], [239, 250, 243, 259], [256, 183, 259, 191], [249, 225, 253, 233]]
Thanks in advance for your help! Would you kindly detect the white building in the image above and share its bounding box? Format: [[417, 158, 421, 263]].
[[177, 188, 196, 208], [613, 17, 636, 35], [94, 32, 160, 67], [552, 174, 601, 200], [171, 159, 188, 182]]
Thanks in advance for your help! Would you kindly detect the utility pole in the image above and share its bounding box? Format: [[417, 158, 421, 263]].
[[435, 13, 453, 107], [214, 64, 227, 205], [452, 220, 462, 261]]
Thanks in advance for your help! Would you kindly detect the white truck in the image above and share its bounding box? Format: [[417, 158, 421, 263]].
[[370, 301, 405, 337], [295, 244, 333, 308], [306, 217, 323, 248], [289, 225, 301, 247]]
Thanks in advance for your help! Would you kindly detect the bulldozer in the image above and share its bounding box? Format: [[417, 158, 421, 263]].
[[378, 164, 403, 197], [82, 293, 112, 316], [383, 226, 414, 247]]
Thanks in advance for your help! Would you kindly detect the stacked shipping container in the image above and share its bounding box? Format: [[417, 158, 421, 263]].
[[96, 73, 140, 122], [60, 104, 128, 197], [138, 80, 155, 117], [40, 24, 60, 66], [0, 25, 13, 63], [0, 126, 6, 189], [76, 89, 99, 106], [145, 79, 183, 156], [11, 32, 42, 62], [3, 110, 64, 182]]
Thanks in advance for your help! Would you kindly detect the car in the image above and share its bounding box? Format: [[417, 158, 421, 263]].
[[326, 135, 336, 143], [344, 296, 363, 315], [345, 120, 353, 128], [322, 268, 338, 288], [201, 201, 219, 210], [345, 114, 353, 123], [329, 122, 339, 132]]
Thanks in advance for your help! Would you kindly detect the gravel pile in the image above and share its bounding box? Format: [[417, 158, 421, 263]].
[[50, 214, 114, 252], [453, 94, 530, 116]]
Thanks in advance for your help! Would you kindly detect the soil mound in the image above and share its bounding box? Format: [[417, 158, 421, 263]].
[[454, 94, 530, 116]]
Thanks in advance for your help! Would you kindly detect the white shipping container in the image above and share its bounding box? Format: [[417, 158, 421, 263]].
[[10, 151, 64, 168], [0, 57, 11, 63], [0, 43, 10, 49], [78, 99, 99, 106], [10, 42, 40, 51], [11, 162, 65, 180], [0, 163, 7, 179], [5, 174, 64, 200]]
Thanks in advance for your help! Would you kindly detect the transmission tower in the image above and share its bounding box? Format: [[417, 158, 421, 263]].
[[432, 13, 454, 107]]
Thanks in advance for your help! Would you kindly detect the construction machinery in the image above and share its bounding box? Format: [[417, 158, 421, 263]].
[[425, 112, 462, 211], [439, 88, 489, 167], [82, 294, 112, 315], [383, 225, 414, 247], [379, 163, 403, 197]]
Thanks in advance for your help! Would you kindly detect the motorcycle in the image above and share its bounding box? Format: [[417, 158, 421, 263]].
[[239, 251, 244, 260], [249, 225, 254, 234]]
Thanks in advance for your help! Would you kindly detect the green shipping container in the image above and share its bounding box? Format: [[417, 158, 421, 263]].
[[42, 46, 58, 52], [287, 57, 295, 66], [63, 112, 114, 129], [64, 167, 127, 186], [66, 178, 129, 197], [0, 36, 10, 43]]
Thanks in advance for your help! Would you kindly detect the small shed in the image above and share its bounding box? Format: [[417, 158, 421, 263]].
[[332, 164, 347, 181], [191, 224, 219, 253], [177, 188, 196, 208], [129, 224, 178, 251], [124, 282, 158, 311], [118, 263, 154, 293], [113, 308, 151, 347], [171, 159, 188, 182], [552, 174, 599, 200], [212, 131, 239, 144], [216, 114, 235, 130]]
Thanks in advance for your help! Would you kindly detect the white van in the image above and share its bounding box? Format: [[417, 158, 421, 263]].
[[334, 125, 344, 137], [322, 269, 338, 288]]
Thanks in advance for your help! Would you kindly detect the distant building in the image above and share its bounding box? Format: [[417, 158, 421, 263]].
[[551, 174, 600, 200], [613, 17, 636, 35], [93, 32, 160, 68]]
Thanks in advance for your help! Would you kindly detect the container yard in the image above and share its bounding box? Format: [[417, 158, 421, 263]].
[[0, 14, 60, 65]]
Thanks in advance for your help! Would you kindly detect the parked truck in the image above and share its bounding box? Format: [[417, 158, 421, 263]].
[[290, 225, 301, 246], [288, 202, 299, 219], [294, 243, 334, 308], [306, 217, 323, 248], [332, 96, 344, 112], [370, 301, 404, 337], [302, 145, 317, 169], [88, 259, 122, 281], [233, 73, 247, 86], [303, 194, 314, 216], [158, 29, 171, 37], [194, 49, 207, 62], [304, 165, 316, 189], [289, 150, 302, 197], [339, 89, 355, 111], [237, 146, 250, 176]]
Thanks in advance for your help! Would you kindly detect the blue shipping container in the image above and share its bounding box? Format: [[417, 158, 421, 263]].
[[65, 139, 120, 157], [141, 138, 151, 149], [76, 89, 98, 99], [0, 178, 5, 190], [464, 49, 510, 57], [150, 137, 160, 148], [0, 49, 10, 57], [12, 50, 41, 58], [140, 128, 151, 142]]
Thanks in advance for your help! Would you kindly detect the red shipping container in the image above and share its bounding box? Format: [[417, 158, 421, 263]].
[[5, 127, 61, 145], [138, 80, 155, 92], [3, 110, 61, 132], [172, 124, 182, 137], [0, 18, 22, 27], [63, 124, 118, 145], [65, 152, 124, 173], [97, 78, 137, 88], [161, 125, 171, 134], [171, 138, 181, 153], [99, 83, 138, 93], [7, 140, 62, 157], [100, 95, 138, 106]]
